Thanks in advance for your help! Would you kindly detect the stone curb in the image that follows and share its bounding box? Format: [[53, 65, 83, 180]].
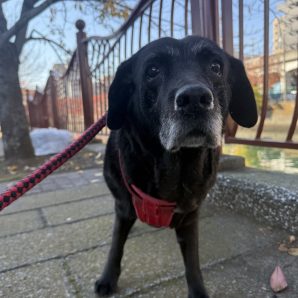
[[208, 171, 298, 233]]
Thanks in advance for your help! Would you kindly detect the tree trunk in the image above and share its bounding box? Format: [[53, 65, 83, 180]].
[[0, 42, 34, 160]]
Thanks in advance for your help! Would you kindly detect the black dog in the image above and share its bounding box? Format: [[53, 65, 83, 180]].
[[95, 36, 257, 298]]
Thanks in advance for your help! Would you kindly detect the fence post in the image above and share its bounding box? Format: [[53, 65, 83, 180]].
[[191, 0, 219, 43], [221, 0, 237, 138], [76, 20, 94, 129], [49, 71, 60, 129]]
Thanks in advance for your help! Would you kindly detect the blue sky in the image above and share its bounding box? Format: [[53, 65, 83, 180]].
[[2, 0, 286, 90], [3, 0, 136, 88]]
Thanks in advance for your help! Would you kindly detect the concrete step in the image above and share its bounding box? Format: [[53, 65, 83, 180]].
[[208, 168, 298, 233]]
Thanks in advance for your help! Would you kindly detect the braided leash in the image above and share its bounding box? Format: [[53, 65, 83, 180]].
[[0, 113, 107, 212]]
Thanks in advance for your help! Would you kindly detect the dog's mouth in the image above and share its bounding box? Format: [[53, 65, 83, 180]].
[[159, 115, 223, 152], [168, 130, 213, 152]]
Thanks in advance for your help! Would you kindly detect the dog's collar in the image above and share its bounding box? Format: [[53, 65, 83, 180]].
[[118, 150, 176, 228]]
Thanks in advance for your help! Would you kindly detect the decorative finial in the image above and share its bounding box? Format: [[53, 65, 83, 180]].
[[75, 20, 85, 31]]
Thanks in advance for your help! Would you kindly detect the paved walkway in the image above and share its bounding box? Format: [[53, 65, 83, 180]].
[[0, 168, 297, 298]]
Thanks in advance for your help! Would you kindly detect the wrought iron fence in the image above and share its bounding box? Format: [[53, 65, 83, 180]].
[[224, 0, 298, 149], [56, 52, 85, 133], [32, 0, 297, 149]]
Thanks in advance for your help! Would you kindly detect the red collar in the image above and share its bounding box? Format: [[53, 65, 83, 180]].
[[118, 151, 176, 228]]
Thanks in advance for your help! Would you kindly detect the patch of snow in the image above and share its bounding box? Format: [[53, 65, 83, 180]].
[[30, 128, 73, 156]]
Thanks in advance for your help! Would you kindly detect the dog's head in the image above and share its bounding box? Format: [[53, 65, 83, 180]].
[[107, 36, 257, 151]]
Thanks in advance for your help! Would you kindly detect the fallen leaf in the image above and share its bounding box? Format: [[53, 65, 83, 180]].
[[94, 172, 103, 177], [289, 235, 296, 244], [278, 243, 288, 252], [288, 247, 298, 256], [90, 179, 100, 183], [7, 165, 18, 174], [7, 165, 17, 171], [270, 265, 288, 293], [95, 152, 102, 159]]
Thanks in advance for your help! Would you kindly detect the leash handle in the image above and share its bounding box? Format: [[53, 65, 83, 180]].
[[0, 113, 107, 212]]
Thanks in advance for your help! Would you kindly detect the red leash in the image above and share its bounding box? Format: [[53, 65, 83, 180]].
[[0, 113, 107, 212]]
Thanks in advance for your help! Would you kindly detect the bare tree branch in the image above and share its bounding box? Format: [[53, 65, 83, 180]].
[[26, 29, 72, 55], [0, 2, 7, 33], [0, 0, 105, 49], [29, 37, 66, 63], [0, 0, 63, 48]]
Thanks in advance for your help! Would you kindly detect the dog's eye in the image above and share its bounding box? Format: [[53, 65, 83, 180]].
[[146, 65, 160, 79], [210, 62, 222, 76]]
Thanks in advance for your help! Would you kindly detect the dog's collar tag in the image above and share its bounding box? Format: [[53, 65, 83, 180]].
[[118, 151, 176, 228]]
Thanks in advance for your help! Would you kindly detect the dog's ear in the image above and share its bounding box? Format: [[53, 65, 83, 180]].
[[228, 56, 258, 128], [107, 58, 134, 130]]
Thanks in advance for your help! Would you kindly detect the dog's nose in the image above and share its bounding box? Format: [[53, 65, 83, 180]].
[[175, 85, 214, 112]]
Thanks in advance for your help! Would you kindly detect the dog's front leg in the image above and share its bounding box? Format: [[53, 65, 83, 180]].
[[175, 214, 209, 298], [95, 214, 136, 296]]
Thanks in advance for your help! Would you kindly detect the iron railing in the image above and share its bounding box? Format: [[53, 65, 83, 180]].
[[33, 0, 297, 149], [224, 0, 298, 149]]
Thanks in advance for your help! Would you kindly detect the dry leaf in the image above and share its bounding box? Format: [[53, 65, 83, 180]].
[[270, 265, 288, 293], [289, 235, 296, 244], [7, 165, 17, 170], [278, 243, 289, 252], [95, 152, 102, 159], [90, 179, 100, 183], [7, 165, 18, 174], [288, 247, 298, 256]]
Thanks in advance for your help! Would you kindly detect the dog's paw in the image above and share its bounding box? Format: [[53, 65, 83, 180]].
[[94, 278, 117, 297]]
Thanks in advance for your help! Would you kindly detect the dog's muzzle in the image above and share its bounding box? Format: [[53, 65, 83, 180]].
[[159, 84, 222, 151]]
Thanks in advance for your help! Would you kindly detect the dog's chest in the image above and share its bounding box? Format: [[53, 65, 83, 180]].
[[150, 149, 218, 211]]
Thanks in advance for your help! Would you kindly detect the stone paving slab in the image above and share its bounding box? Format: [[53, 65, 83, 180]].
[[0, 215, 113, 272], [42, 194, 114, 225], [132, 277, 188, 298], [0, 168, 103, 194], [137, 247, 298, 298], [0, 209, 43, 237], [0, 260, 73, 298], [0, 213, 155, 273], [66, 230, 180, 298], [203, 247, 298, 298], [0, 183, 109, 215], [65, 212, 287, 297]]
